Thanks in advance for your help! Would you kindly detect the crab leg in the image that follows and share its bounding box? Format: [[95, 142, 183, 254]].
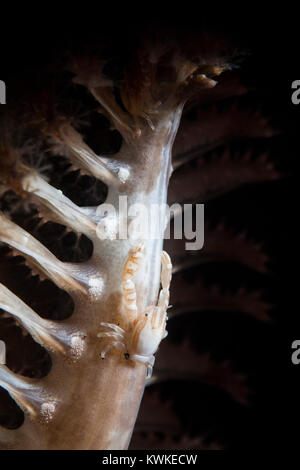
[[100, 341, 126, 360], [97, 332, 125, 341], [132, 354, 155, 378], [99, 322, 126, 335], [158, 251, 172, 313]]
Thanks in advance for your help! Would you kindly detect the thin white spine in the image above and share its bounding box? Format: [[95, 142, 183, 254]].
[[57, 123, 120, 185], [0, 364, 57, 422], [0, 282, 73, 354], [21, 168, 97, 237], [0, 212, 87, 294]]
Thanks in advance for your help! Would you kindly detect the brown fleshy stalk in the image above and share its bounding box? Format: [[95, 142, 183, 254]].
[[0, 42, 230, 449]]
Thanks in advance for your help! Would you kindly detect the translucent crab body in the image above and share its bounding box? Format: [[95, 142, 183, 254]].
[[98, 244, 172, 377]]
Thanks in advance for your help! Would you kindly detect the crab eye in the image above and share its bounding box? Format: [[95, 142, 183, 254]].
[[145, 313, 148, 316]]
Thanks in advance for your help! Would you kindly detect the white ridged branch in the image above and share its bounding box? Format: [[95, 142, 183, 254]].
[[56, 123, 129, 185], [21, 167, 97, 238], [86, 86, 139, 140], [0, 212, 100, 295], [0, 364, 57, 422], [0, 283, 83, 354]]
